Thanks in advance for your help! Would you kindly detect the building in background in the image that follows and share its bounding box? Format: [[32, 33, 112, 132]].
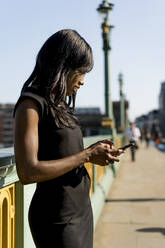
[[75, 107, 102, 136], [135, 109, 160, 140], [159, 81, 165, 137], [0, 104, 14, 148], [75, 100, 129, 137], [136, 81, 165, 140]]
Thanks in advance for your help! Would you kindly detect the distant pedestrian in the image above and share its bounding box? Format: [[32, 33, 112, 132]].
[[139, 128, 145, 143], [151, 124, 162, 147], [154, 131, 162, 147], [125, 122, 141, 161], [144, 128, 151, 148]]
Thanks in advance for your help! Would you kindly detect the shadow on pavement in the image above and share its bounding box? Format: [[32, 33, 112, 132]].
[[105, 198, 165, 203], [136, 227, 165, 236]]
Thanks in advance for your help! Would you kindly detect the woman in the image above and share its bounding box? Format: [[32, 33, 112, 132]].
[[14, 29, 123, 248]]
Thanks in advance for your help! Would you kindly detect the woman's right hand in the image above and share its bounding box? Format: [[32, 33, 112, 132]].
[[87, 139, 124, 166]]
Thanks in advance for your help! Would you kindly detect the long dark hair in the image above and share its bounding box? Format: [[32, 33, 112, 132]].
[[21, 29, 94, 128]]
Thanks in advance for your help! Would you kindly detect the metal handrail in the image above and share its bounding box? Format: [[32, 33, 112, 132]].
[[0, 163, 15, 169]]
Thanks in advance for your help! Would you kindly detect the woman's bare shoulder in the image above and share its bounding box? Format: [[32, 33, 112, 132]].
[[15, 97, 40, 118]]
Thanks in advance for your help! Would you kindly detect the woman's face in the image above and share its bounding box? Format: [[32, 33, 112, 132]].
[[66, 71, 85, 96]]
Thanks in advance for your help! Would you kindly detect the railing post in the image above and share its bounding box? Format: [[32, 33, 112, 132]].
[[93, 164, 98, 193], [15, 182, 24, 248]]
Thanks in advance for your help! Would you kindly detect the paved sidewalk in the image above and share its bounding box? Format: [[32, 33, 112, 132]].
[[94, 143, 165, 248]]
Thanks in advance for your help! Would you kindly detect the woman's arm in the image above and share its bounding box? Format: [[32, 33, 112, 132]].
[[14, 98, 122, 185]]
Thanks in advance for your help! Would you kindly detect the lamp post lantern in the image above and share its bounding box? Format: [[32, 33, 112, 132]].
[[97, 0, 114, 121]]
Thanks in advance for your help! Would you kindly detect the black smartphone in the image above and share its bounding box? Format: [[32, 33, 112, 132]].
[[119, 143, 135, 150]]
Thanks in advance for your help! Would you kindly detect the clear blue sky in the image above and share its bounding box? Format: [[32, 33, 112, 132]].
[[1, 0, 165, 121]]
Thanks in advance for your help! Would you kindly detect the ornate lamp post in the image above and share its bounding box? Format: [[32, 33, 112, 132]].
[[118, 73, 125, 131], [97, 0, 114, 121]]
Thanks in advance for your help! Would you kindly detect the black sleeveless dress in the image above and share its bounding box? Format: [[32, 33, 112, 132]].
[[14, 87, 93, 248]]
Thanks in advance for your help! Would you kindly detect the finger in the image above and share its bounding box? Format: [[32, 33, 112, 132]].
[[101, 142, 114, 151], [118, 149, 125, 154], [107, 154, 120, 162], [101, 139, 114, 148], [110, 148, 124, 156], [102, 144, 112, 152], [113, 157, 120, 162], [105, 159, 110, 165]]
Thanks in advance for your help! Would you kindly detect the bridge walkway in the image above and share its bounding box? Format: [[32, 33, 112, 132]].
[[94, 142, 165, 248]]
